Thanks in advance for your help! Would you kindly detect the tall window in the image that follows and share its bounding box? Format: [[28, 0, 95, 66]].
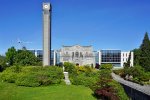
[[72, 52, 74, 57], [75, 52, 79, 57]]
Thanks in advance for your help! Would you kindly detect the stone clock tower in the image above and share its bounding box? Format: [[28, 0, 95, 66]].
[[43, 3, 51, 66]]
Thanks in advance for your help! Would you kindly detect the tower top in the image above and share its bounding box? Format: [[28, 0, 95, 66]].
[[43, 3, 51, 10]]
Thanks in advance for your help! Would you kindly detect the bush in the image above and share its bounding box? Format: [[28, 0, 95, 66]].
[[64, 62, 76, 72], [65, 63, 100, 88], [93, 64, 128, 100], [101, 64, 113, 70], [113, 69, 125, 78], [108, 80, 128, 100], [1, 66, 64, 87], [71, 72, 99, 87], [16, 73, 40, 87], [1, 66, 20, 83]]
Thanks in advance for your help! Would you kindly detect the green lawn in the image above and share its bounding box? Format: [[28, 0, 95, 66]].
[[0, 81, 96, 100]]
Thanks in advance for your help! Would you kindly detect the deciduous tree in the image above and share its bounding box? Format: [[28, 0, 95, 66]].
[[5, 46, 17, 66]]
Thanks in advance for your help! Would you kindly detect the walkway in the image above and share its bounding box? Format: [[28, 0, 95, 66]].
[[111, 73, 150, 96], [63, 72, 71, 85]]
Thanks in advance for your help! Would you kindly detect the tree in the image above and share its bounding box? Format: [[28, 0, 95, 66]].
[[0, 55, 7, 71], [139, 32, 150, 71], [14, 49, 38, 66], [5, 46, 17, 66], [132, 48, 141, 66]]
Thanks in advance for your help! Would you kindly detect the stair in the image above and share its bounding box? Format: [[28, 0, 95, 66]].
[[63, 72, 71, 85]]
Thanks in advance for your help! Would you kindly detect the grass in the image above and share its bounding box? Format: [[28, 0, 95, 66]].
[[0, 80, 96, 100]]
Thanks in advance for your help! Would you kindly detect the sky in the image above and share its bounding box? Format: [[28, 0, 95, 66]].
[[0, 0, 150, 55]]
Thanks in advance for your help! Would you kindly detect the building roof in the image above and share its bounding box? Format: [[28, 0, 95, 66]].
[[62, 44, 92, 47]]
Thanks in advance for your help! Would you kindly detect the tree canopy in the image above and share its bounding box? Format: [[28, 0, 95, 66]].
[[5, 47, 39, 66], [139, 32, 150, 71], [14, 50, 38, 66], [5, 46, 17, 66]]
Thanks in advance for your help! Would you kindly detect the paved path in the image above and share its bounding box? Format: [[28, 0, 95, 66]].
[[111, 73, 150, 96], [63, 72, 71, 85]]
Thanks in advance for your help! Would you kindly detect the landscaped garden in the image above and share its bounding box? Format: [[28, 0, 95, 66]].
[[0, 45, 134, 100], [64, 62, 129, 100]]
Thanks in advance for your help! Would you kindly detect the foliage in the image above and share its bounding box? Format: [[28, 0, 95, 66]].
[[1, 66, 19, 83], [64, 62, 100, 88], [1, 66, 64, 87], [5, 47, 17, 66], [100, 64, 113, 70], [114, 65, 150, 85], [132, 48, 141, 66], [5, 47, 41, 66], [0, 55, 7, 72], [14, 50, 39, 66], [139, 32, 150, 71], [16, 73, 40, 87], [93, 64, 128, 100], [71, 71, 99, 88], [113, 69, 124, 76], [108, 80, 129, 100], [63, 62, 77, 76]]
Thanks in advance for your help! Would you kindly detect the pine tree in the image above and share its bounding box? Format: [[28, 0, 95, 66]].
[[139, 32, 150, 71]]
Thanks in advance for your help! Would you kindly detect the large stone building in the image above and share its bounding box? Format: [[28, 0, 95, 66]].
[[29, 45, 134, 68], [59, 45, 95, 66]]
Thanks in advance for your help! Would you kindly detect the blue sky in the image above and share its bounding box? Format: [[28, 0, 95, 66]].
[[0, 0, 150, 55]]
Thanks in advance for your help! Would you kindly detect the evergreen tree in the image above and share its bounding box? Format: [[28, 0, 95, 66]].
[[139, 32, 150, 71], [132, 48, 141, 66]]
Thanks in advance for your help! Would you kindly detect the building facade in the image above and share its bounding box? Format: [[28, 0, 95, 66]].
[[59, 45, 95, 66], [98, 50, 134, 68], [29, 46, 134, 68], [29, 49, 56, 66]]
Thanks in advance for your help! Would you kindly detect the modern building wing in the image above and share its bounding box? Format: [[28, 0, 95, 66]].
[[98, 50, 134, 67], [28, 49, 56, 66]]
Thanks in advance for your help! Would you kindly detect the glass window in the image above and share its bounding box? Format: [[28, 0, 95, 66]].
[[101, 50, 121, 62]]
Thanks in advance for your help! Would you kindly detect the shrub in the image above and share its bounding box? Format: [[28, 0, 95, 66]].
[[16, 73, 40, 87], [71, 72, 99, 87], [113, 69, 125, 77], [0, 66, 64, 87], [108, 80, 128, 100], [64, 62, 76, 72], [101, 64, 113, 70], [93, 64, 128, 100], [1, 66, 20, 83], [76, 65, 94, 74]]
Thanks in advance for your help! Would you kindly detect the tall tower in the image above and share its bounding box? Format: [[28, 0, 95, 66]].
[[43, 3, 51, 66]]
